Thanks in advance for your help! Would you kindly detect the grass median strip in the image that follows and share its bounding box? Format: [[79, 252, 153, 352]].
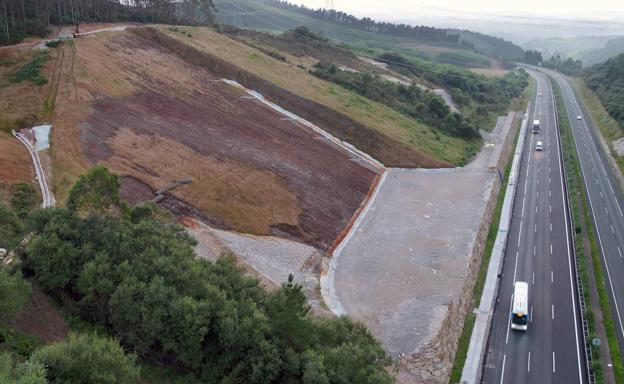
[[552, 77, 624, 384]]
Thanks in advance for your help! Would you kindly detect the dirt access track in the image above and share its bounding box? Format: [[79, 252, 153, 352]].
[[48, 26, 377, 250]]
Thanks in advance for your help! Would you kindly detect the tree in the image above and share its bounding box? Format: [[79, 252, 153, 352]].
[[523, 50, 543, 65], [0, 203, 23, 250], [0, 267, 31, 316], [10, 183, 39, 219], [0, 353, 48, 384], [67, 166, 122, 216], [30, 333, 139, 384]]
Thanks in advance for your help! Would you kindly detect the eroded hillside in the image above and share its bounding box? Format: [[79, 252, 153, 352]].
[[43, 28, 381, 250]]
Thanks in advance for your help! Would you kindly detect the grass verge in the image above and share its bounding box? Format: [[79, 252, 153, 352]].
[[552, 77, 624, 384], [572, 78, 624, 179]]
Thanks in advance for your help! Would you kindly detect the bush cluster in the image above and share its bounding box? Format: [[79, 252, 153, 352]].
[[22, 167, 394, 383], [312, 60, 491, 138]]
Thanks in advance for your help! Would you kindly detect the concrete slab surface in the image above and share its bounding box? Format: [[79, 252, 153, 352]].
[[327, 115, 513, 356]]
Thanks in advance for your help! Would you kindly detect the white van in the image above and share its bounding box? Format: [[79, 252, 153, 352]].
[[511, 282, 529, 331], [536, 141, 543, 151]]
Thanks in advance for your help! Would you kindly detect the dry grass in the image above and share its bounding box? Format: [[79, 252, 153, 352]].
[[0, 132, 34, 184], [106, 129, 300, 234], [169, 26, 474, 165]]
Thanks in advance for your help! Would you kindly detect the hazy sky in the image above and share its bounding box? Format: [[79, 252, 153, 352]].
[[287, 0, 624, 20]]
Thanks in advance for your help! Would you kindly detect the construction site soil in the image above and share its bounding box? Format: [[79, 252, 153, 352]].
[[71, 30, 376, 250]]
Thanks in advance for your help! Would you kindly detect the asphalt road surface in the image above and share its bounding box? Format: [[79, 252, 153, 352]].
[[482, 70, 586, 384], [551, 70, 624, 359]]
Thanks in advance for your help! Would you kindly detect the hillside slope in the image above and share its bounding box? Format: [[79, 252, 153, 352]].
[[213, 0, 499, 68], [584, 54, 624, 129], [41, 27, 378, 250]]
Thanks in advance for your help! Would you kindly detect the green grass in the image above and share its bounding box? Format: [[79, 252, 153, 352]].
[[552, 77, 624, 384], [0, 323, 41, 357], [10, 52, 48, 85], [0, 58, 16, 67]]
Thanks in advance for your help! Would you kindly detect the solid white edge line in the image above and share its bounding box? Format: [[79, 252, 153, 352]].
[[500, 354, 507, 384]]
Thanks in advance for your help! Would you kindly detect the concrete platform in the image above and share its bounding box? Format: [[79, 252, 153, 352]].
[[325, 114, 515, 357]]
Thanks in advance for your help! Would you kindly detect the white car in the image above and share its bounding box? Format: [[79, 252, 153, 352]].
[[537, 92, 542, 97], [577, 115, 582, 120], [536, 141, 543, 151]]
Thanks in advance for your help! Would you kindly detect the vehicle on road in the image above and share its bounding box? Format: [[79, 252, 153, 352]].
[[536, 141, 543, 151], [532, 119, 540, 134], [511, 281, 529, 331], [577, 115, 582, 120], [537, 92, 542, 97]]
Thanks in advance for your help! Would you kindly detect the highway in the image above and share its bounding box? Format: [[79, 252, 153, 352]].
[[550, 70, 624, 358], [482, 70, 586, 384]]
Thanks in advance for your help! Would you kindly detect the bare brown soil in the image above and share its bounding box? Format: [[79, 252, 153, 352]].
[[5, 286, 69, 344], [52, 29, 376, 249], [0, 133, 34, 184], [136, 27, 449, 168]]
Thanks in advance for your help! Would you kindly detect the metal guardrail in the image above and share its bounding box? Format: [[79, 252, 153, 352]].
[[551, 77, 596, 384]]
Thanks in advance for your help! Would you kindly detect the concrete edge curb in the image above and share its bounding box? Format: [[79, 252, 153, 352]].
[[320, 170, 389, 315], [460, 98, 532, 384]]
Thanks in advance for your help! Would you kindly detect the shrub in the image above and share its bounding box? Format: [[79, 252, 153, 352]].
[[11, 52, 48, 85], [30, 333, 139, 384], [0, 268, 31, 316]]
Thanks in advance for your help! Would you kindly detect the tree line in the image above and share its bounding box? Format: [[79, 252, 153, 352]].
[[0, 0, 215, 45], [11, 166, 394, 383], [377, 52, 529, 132], [264, 0, 460, 44], [312, 61, 479, 138], [523, 50, 583, 75], [584, 53, 624, 130]]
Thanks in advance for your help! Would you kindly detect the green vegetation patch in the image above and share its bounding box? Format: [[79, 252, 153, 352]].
[[21, 166, 395, 383], [377, 52, 528, 131], [10, 52, 48, 85], [312, 62, 480, 138]]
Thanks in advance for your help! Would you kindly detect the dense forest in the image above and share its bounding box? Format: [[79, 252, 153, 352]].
[[585, 54, 624, 129], [0, 0, 216, 45], [263, 0, 461, 44], [1, 166, 394, 383], [453, 29, 524, 60]]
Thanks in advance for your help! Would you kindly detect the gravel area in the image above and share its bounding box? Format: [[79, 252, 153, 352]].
[[187, 218, 318, 286]]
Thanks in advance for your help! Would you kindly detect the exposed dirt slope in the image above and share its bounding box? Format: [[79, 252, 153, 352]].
[[51, 29, 375, 250], [157, 26, 476, 166]]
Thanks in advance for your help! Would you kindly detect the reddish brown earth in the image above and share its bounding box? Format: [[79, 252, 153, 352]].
[[5, 286, 69, 344], [73, 31, 376, 250]]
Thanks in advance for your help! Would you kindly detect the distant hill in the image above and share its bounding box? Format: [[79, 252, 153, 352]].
[[213, 0, 522, 66], [524, 35, 624, 67], [578, 37, 624, 67], [585, 54, 624, 129]]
